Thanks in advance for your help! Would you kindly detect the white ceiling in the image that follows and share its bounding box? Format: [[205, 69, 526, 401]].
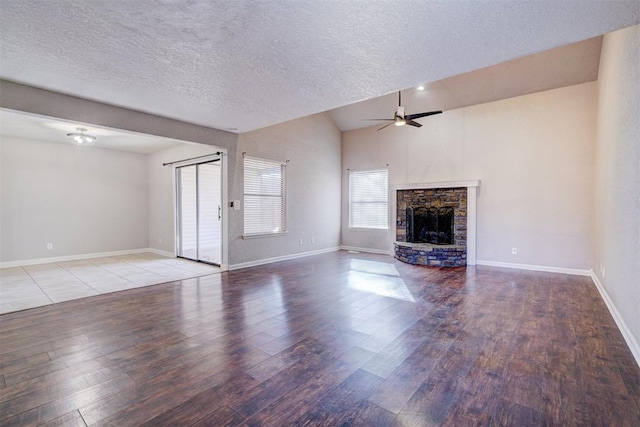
[[0, 109, 184, 154], [0, 1, 639, 134]]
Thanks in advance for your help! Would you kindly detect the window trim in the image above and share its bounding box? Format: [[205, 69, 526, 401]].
[[348, 168, 389, 230]]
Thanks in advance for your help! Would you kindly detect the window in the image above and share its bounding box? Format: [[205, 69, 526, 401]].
[[349, 169, 388, 229], [243, 155, 286, 236]]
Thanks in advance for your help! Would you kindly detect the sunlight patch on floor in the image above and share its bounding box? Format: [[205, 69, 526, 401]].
[[348, 259, 415, 302]]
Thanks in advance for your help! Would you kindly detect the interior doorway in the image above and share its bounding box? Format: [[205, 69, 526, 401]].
[[176, 159, 222, 265]]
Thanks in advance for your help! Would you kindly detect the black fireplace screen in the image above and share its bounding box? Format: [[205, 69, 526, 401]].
[[406, 207, 454, 245]]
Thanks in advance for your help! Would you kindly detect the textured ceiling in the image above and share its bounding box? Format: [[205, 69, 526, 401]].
[[1, 1, 639, 133]]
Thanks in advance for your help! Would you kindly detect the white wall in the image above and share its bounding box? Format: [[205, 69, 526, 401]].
[[593, 24, 640, 360], [0, 136, 149, 262], [342, 82, 596, 269], [231, 112, 342, 265]]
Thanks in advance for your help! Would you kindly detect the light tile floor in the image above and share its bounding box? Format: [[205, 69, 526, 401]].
[[0, 252, 220, 315]]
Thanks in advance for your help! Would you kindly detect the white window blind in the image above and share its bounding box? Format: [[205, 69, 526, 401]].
[[243, 155, 286, 236], [349, 169, 389, 229]]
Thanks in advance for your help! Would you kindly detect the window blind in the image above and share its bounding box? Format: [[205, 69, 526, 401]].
[[243, 156, 286, 235], [349, 169, 389, 229]]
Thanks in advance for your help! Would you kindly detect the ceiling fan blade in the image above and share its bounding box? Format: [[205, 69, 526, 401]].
[[377, 122, 396, 131], [405, 111, 443, 120], [365, 91, 440, 131]]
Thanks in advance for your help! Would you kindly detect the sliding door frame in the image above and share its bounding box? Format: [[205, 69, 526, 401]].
[[172, 150, 228, 270]]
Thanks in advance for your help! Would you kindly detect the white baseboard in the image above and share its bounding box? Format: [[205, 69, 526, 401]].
[[0, 248, 160, 269], [0, 246, 231, 276], [147, 248, 176, 258], [339, 245, 391, 255], [229, 246, 340, 271], [590, 270, 640, 368], [476, 260, 591, 276]]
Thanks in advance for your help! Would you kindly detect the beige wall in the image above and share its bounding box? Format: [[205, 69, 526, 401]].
[[232, 113, 342, 265], [148, 113, 342, 267], [0, 80, 240, 217], [0, 82, 342, 267], [594, 24, 640, 358], [0, 81, 234, 264], [0, 136, 149, 262], [342, 82, 597, 269]]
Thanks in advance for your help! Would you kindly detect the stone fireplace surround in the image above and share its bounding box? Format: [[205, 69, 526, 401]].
[[391, 180, 479, 266]]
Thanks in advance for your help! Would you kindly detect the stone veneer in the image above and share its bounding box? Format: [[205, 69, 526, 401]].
[[394, 242, 467, 267], [395, 187, 467, 267]]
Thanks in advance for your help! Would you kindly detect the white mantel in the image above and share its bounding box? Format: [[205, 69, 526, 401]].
[[390, 180, 480, 265]]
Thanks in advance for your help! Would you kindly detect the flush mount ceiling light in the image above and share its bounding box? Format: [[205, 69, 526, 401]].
[[417, 84, 425, 91], [66, 128, 96, 145]]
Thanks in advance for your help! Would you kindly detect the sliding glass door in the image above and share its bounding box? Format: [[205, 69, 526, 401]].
[[197, 162, 222, 264], [176, 160, 222, 265]]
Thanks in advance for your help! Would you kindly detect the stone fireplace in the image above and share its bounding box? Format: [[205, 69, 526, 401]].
[[392, 181, 479, 267]]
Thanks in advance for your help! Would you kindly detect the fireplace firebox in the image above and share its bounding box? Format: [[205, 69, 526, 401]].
[[406, 207, 454, 245]]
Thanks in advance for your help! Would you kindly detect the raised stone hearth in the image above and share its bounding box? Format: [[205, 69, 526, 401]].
[[394, 241, 467, 267]]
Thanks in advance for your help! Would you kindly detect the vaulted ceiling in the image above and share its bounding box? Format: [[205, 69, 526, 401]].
[[1, 1, 639, 134]]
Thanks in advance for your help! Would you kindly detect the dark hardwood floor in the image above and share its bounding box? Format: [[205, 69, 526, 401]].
[[1, 251, 638, 426]]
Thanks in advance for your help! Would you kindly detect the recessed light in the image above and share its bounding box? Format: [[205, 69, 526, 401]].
[[417, 85, 425, 91]]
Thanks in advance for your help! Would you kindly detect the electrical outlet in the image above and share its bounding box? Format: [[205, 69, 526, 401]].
[[46, 243, 53, 250], [311, 237, 315, 245], [511, 247, 517, 255], [158, 237, 162, 244], [299, 239, 303, 246]]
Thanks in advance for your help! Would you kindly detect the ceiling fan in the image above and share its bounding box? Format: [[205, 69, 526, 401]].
[[366, 91, 442, 131]]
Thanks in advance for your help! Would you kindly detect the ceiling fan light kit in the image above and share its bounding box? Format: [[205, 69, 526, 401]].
[[364, 91, 442, 131], [66, 128, 96, 145]]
